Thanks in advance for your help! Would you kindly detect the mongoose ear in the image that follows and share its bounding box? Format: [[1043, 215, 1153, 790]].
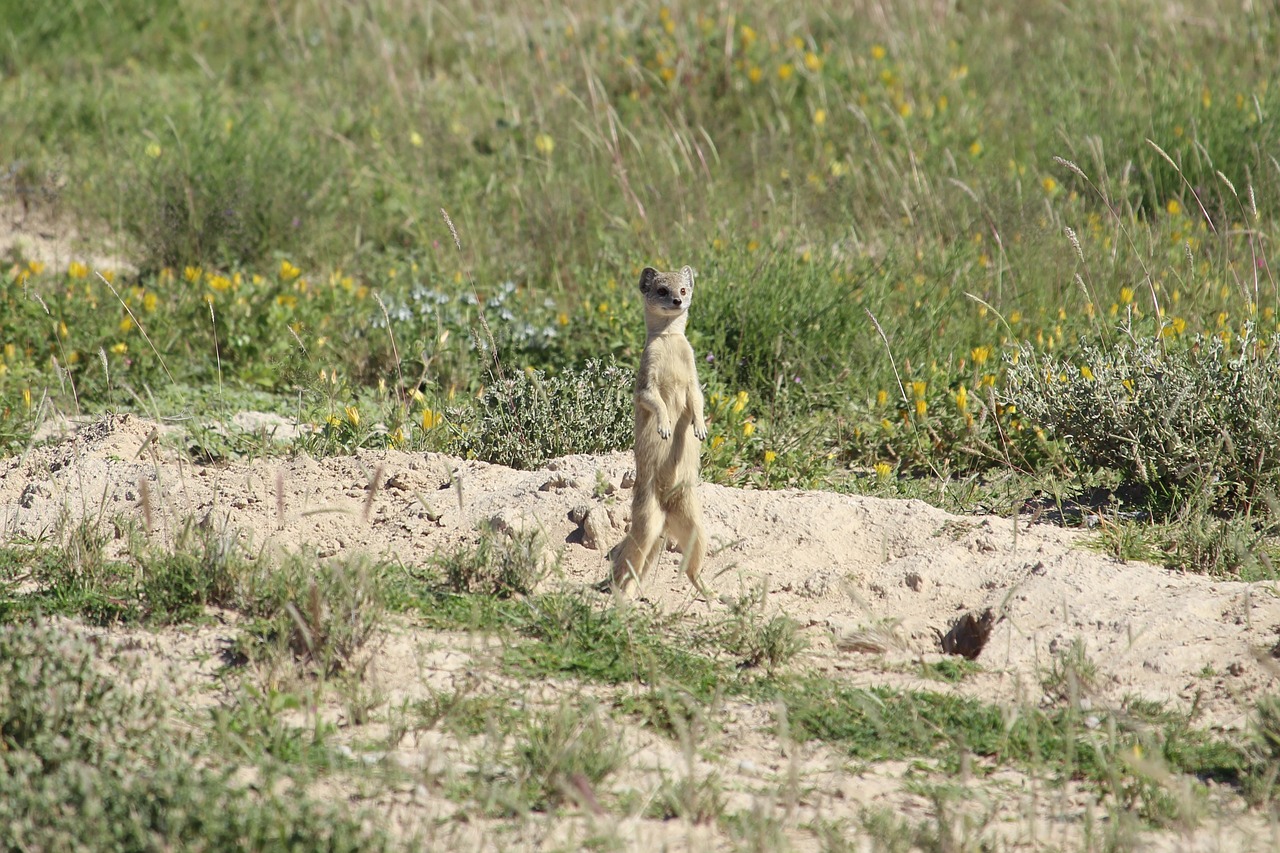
[[681, 266, 696, 290], [639, 267, 657, 293]]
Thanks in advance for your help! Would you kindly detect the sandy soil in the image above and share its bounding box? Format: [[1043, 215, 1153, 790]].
[[4, 413, 1280, 850]]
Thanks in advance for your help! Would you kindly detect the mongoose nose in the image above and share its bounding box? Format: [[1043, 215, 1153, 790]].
[[672, 297, 682, 306]]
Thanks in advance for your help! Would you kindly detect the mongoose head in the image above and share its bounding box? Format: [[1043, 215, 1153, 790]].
[[638, 266, 695, 318]]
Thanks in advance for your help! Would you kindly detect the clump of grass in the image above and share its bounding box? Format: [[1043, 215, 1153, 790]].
[[237, 554, 387, 678], [1041, 637, 1099, 707], [646, 772, 725, 824], [713, 583, 808, 673], [511, 701, 625, 811], [433, 528, 549, 598]]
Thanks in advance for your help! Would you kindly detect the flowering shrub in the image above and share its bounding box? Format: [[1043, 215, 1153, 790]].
[[1006, 327, 1280, 513]]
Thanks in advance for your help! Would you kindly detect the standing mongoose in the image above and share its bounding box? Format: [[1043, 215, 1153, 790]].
[[607, 265, 710, 597]]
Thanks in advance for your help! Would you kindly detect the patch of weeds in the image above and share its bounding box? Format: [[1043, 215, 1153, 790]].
[[448, 359, 634, 469], [1040, 637, 1099, 706], [208, 683, 337, 769], [513, 701, 625, 811], [919, 657, 982, 683], [1158, 510, 1280, 579], [721, 802, 788, 853], [0, 519, 242, 626], [778, 677, 1251, 823], [645, 772, 725, 824], [847, 803, 993, 853], [0, 620, 385, 851], [1094, 517, 1162, 564], [511, 591, 726, 701], [713, 583, 808, 672], [616, 681, 718, 740], [435, 527, 549, 597], [466, 701, 624, 816], [415, 683, 520, 739], [237, 553, 387, 677], [1243, 693, 1280, 804]]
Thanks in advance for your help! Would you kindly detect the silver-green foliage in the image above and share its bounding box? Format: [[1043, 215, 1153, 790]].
[[1006, 328, 1280, 511], [450, 358, 635, 469], [0, 621, 384, 852]]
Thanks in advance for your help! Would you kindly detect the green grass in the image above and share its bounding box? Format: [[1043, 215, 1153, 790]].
[[5, 0, 1280, 577]]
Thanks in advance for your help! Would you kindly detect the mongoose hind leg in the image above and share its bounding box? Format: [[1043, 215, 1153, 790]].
[[666, 503, 709, 599], [610, 493, 664, 593]]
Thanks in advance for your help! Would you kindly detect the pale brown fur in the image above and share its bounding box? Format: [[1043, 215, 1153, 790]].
[[608, 266, 709, 597]]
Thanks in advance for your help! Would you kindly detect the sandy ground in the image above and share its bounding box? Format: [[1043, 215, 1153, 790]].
[[5, 414, 1280, 850]]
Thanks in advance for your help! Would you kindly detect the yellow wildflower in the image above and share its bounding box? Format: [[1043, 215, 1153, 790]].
[[763, 450, 777, 466], [742, 421, 755, 437], [876, 389, 888, 406], [955, 385, 968, 410], [710, 435, 725, 450], [910, 380, 926, 398], [534, 133, 555, 155], [914, 398, 928, 417], [110, 342, 128, 355], [804, 52, 823, 73], [345, 406, 360, 427], [422, 408, 443, 430], [280, 260, 302, 281], [813, 108, 827, 127], [871, 44, 886, 60], [732, 390, 748, 413], [874, 461, 893, 480], [68, 261, 89, 279], [1080, 365, 1095, 381], [778, 63, 794, 81]]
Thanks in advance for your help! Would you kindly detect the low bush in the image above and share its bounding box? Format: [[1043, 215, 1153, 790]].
[[1006, 327, 1280, 514]]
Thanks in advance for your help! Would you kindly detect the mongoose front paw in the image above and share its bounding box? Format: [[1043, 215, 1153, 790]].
[[693, 423, 707, 441], [656, 421, 673, 440]]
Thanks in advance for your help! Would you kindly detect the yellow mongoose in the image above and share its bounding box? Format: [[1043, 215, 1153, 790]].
[[608, 265, 709, 597]]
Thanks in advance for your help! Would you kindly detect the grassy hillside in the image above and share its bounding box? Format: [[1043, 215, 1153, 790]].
[[4, 0, 1280, 554]]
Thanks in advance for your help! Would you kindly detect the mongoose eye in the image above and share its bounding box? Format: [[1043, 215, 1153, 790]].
[[680, 288, 687, 296], [657, 287, 669, 297]]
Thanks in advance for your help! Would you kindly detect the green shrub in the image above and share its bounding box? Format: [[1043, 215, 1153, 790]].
[[1006, 328, 1280, 513], [449, 358, 634, 468], [0, 620, 385, 852]]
